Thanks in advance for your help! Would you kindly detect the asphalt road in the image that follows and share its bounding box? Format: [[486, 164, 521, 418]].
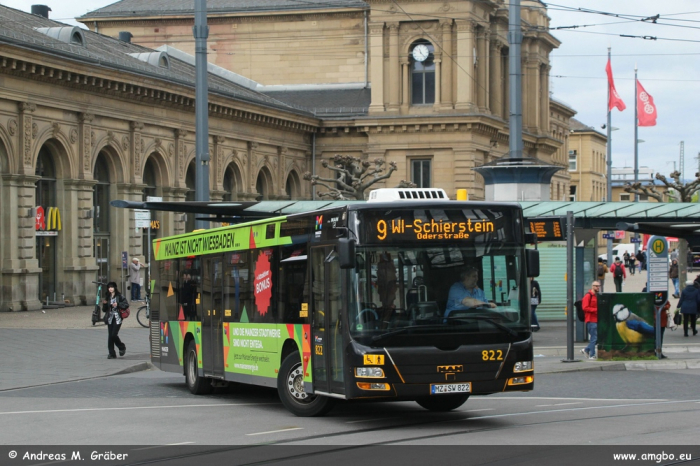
[[2, 369, 699, 446]]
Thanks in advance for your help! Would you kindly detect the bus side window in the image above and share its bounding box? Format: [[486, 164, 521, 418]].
[[159, 259, 178, 321], [224, 252, 242, 322]]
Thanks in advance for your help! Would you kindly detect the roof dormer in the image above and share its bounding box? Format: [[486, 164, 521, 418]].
[[128, 51, 171, 69], [35, 26, 86, 47]]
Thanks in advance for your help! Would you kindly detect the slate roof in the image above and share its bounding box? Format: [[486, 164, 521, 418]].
[[80, 0, 367, 19], [0, 4, 313, 116], [261, 87, 370, 116], [570, 118, 606, 137]]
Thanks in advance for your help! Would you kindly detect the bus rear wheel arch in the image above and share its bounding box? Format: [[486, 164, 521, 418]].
[[415, 394, 469, 412], [185, 340, 213, 395], [277, 353, 335, 417]]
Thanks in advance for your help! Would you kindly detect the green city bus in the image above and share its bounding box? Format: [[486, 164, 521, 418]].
[[117, 189, 539, 416]]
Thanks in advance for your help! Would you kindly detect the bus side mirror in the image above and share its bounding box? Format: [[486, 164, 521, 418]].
[[526, 249, 540, 277], [338, 238, 356, 269]]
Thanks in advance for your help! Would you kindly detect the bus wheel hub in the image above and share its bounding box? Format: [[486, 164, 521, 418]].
[[287, 365, 307, 401]]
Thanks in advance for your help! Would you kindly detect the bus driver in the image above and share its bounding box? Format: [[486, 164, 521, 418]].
[[445, 267, 496, 319]]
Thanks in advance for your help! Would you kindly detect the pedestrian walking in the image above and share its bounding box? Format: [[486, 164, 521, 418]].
[[669, 259, 680, 298], [597, 258, 608, 292], [530, 277, 541, 332], [670, 248, 679, 263], [610, 257, 626, 292], [128, 257, 148, 301], [103, 282, 129, 359], [628, 251, 636, 275], [623, 252, 630, 269], [580, 281, 600, 359], [678, 279, 699, 337], [636, 250, 645, 272]]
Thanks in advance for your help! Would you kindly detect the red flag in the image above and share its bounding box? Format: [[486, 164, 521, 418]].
[[636, 80, 657, 126], [606, 59, 626, 112]]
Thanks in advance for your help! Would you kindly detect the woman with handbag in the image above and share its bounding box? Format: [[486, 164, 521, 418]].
[[103, 281, 129, 359], [678, 279, 699, 337]]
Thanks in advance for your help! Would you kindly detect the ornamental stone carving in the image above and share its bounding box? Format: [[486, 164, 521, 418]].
[[168, 143, 174, 158], [70, 128, 78, 144], [32, 123, 38, 139], [8, 118, 17, 136], [122, 135, 129, 151], [52, 122, 62, 138]]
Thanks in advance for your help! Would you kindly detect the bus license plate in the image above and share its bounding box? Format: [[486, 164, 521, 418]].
[[430, 383, 471, 395]]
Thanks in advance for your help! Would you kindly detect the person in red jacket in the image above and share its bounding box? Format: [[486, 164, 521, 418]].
[[609, 257, 627, 292], [580, 281, 600, 359]]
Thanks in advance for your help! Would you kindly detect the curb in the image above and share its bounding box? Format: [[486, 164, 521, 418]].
[[110, 361, 156, 376], [536, 359, 700, 374], [0, 360, 154, 392]]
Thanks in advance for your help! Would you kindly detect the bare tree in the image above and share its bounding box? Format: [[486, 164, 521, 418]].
[[624, 170, 700, 202], [304, 154, 415, 200]]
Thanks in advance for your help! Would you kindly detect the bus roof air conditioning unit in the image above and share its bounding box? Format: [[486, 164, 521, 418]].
[[367, 188, 448, 202]]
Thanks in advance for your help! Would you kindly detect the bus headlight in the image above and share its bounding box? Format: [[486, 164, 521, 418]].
[[355, 367, 385, 378], [507, 376, 534, 385], [513, 361, 533, 372]]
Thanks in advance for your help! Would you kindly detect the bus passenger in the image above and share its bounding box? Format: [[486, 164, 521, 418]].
[[445, 267, 496, 319], [181, 273, 196, 320]]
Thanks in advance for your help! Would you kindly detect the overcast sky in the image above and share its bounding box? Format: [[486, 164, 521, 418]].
[[2, 0, 697, 179]]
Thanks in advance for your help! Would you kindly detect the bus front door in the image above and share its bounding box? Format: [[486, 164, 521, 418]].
[[202, 256, 225, 379], [311, 247, 345, 396]]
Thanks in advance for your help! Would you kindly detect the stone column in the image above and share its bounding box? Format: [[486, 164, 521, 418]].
[[440, 20, 453, 109], [489, 41, 503, 118], [387, 22, 400, 112], [453, 148, 481, 199], [433, 57, 442, 110], [162, 186, 188, 237], [247, 141, 258, 199], [455, 20, 475, 111], [213, 135, 226, 192], [17, 102, 37, 175], [477, 27, 490, 113], [277, 146, 288, 199], [400, 58, 410, 112], [503, 46, 510, 119], [130, 121, 144, 183], [2, 174, 42, 311], [540, 64, 550, 133], [78, 113, 94, 179], [368, 22, 386, 113], [58, 179, 98, 305], [174, 129, 188, 189]]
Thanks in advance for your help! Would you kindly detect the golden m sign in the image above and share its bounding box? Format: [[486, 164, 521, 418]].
[[46, 207, 62, 231]]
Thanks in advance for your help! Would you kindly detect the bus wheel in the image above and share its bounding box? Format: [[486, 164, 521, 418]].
[[185, 340, 212, 395], [416, 394, 469, 412], [278, 353, 335, 417]]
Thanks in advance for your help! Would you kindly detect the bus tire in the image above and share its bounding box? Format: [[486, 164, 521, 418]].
[[416, 394, 469, 412], [278, 353, 335, 417], [185, 340, 212, 395]]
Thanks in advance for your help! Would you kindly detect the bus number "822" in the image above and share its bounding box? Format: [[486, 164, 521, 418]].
[[482, 350, 503, 361]]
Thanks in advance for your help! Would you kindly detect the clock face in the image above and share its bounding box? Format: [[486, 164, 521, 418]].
[[412, 44, 430, 62]]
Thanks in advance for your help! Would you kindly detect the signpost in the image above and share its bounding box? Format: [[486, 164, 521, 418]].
[[121, 251, 128, 296], [646, 236, 668, 359], [144, 197, 162, 298], [601, 233, 615, 240], [631, 237, 642, 243]]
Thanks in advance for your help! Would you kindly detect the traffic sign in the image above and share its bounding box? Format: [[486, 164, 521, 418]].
[[121, 251, 128, 269], [646, 236, 669, 293], [134, 209, 151, 221]]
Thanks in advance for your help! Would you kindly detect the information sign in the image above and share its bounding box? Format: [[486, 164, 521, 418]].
[[528, 217, 565, 241], [601, 233, 614, 239], [122, 251, 128, 269], [630, 237, 642, 243], [646, 236, 668, 293]]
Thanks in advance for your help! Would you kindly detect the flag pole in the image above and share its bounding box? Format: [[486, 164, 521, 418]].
[[633, 64, 640, 255], [606, 46, 613, 267]]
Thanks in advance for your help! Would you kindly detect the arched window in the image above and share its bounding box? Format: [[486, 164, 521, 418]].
[[410, 40, 435, 105], [93, 154, 110, 233]]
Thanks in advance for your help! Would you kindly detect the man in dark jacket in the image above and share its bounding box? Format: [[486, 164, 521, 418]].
[[580, 281, 600, 359], [610, 257, 626, 292]]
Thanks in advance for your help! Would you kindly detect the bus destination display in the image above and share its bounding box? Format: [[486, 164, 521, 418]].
[[529, 218, 564, 241], [361, 209, 514, 243]]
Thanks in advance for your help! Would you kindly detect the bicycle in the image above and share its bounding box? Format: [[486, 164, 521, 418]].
[[91, 281, 106, 325], [136, 291, 151, 328]]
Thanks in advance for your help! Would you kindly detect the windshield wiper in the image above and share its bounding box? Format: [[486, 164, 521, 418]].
[[371, 324, 446, 342], [445, 315, 519, 338]]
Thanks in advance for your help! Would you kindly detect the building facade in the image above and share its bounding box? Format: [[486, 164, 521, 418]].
[[0, 0, 575, 312], [567, 118, 607, 202], [81, 0, 572, 201]]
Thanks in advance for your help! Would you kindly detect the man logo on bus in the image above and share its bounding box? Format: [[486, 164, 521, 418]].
[[315, 215, 323, 231]]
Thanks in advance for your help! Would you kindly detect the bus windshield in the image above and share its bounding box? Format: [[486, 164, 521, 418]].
[[348, 244, 529, 347]]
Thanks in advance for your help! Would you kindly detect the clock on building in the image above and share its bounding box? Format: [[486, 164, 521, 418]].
[[412, 44, 430, 62]]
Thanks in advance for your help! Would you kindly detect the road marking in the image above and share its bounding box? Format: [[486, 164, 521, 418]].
[[246, 427, 304, 436], [535, 402, 582, 407], [478, 396, 666, 402], [465, 408, 494, 412], [462, 399, 700, 422], [0, 402, 276, 416], [132, 442, 194, 451]]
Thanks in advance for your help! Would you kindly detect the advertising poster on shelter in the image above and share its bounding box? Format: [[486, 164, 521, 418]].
[[597, 293, 656, 360]]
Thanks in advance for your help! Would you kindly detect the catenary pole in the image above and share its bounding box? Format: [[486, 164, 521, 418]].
[[508, 0, 523, 159], [633, 65, 639, 254], [194, 0, 210, 230]]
